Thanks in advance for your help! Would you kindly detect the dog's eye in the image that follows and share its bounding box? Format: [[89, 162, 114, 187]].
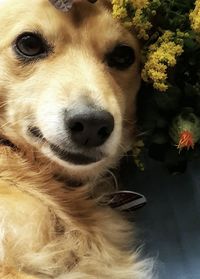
[[15, 33, 47, 58], [106, 45, 135, 70]]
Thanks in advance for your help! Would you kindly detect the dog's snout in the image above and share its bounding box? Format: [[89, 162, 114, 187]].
[[65, 107, 114, 148]]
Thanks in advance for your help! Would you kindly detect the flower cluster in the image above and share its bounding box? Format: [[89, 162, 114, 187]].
[[112, 0, 156, 39], [190, 0, 200, 40], [112, 0, 128, 21], [132, 9, 152, 40], [142, 32, 184, 91]]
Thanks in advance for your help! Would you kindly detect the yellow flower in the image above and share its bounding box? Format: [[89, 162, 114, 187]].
[[112, 0, 127, 20], [131, 0, 149, 9], [132, 9, 152, 40], [190, 0, 200, 34], [112, 0, 152, 39], [142, 32, 184, 91]]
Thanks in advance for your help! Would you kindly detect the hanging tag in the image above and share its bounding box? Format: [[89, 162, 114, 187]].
[[49, 0, 97, 12], [105, 191, 147, 212], [49, 0, 74, 11]]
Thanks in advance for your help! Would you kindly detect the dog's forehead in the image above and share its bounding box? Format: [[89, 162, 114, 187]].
[[0, 0, 106, 27], [0, 0, 101, 14], [0, 0, 139, 54], [0, 0, 117, 37]]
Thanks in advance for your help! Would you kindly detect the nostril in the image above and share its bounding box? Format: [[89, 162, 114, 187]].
[[98, 126, 111, 140], [69, 122, 84, 133]]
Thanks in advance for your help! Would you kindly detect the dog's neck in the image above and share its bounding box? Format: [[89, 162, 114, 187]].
[[0, 135, 89, 188], [0, 133, 119, 194]]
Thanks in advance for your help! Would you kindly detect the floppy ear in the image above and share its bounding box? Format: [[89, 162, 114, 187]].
[[49, 0, 97, 12]]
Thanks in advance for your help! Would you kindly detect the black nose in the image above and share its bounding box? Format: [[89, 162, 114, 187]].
[[65, 107, 114, 148]]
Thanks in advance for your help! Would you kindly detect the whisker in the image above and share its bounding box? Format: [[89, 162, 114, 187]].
[[0, 112, 36, 129], [123, 118, 136, 125], [0, 97, 37, 109]]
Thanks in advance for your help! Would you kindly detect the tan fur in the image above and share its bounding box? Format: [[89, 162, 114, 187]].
[[0, 0, 154, 278]]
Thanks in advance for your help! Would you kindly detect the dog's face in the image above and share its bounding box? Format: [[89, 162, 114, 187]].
[[0, 0, 140, 176]]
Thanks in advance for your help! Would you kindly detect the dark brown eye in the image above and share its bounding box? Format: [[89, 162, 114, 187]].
[[106, 44, 135, 70], [15, 32, 47, 58]]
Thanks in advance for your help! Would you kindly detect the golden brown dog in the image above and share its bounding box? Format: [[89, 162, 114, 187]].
[[0, 0, 153, 278]]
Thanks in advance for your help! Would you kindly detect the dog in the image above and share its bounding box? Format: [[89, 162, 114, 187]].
[[0, 0, 153, 278]]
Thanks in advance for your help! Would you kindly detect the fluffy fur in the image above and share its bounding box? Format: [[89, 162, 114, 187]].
[[0, 0, 154, 278]]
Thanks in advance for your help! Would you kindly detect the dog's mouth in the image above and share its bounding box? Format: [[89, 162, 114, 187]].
[[50, 144, 102, 165], [28, 126, 104, 165]]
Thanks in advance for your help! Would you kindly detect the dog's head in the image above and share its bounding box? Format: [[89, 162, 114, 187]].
[[0, 0, 140, 177]]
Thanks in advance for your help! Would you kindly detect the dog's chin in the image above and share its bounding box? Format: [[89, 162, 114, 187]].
[[46, 145, 112, 180]]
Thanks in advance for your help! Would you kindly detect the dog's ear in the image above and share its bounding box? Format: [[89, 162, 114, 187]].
[[49, 0, 97, 12]]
